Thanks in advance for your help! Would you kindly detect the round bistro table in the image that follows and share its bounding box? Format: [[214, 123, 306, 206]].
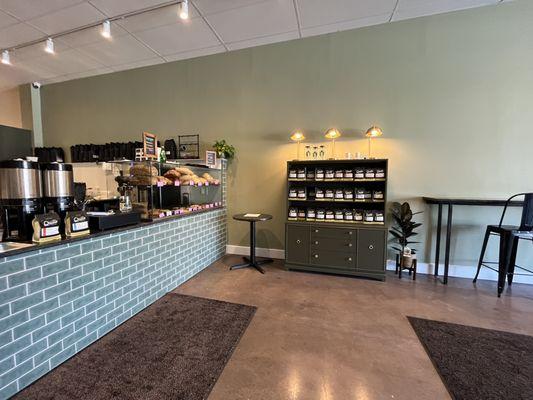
[[230, 214, 273, 274]]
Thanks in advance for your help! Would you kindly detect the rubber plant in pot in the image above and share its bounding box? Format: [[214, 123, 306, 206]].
[[389, 202, 422, 269], [213, 140, 236, 160]]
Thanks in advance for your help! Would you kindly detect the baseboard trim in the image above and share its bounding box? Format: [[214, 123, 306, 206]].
[[226, 245, 285, 260], [225, 246, 533, 284]]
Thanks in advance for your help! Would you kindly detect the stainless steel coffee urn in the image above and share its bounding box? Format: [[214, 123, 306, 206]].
[[0, 160, 44, 241], [42, 163, 74, 217]]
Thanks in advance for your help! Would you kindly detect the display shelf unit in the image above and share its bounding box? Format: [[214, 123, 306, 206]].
[[285, 159, 388, 281]]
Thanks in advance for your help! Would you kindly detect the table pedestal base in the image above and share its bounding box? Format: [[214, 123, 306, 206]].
[[231, 256, 273, 274]]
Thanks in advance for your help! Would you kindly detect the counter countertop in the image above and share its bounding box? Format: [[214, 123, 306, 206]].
[[0, 206, 224, 259]]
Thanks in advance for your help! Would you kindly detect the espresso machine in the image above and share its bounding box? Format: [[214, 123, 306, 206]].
[[0, 160, 44, 242], [42, 163, 74, 231]]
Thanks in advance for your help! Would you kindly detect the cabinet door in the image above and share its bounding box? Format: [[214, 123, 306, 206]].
[[286, 225, 310, 265], [357, 229, 386, 272]]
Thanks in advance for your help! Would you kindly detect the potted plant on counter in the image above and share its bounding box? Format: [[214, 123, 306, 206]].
[[389, 202, 422, 274], [213, 140, 236, 160]]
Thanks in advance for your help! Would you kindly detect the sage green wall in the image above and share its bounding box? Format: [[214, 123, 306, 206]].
[[41, 0, 533, 268]]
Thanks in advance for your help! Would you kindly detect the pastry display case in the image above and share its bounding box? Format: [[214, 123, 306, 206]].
[[108, 160, 222, 221]]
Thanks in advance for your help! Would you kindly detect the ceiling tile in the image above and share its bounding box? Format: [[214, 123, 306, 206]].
[[0, 9, 17, 29], [392, 0, 498, 21], [56, 22, 129, 48], [51, 66, 114, 82], [301, 13, 390, 38], [206, 0, 297, 44], [27, 2, 106, 35], [0, 63, 39, 90], [0, 22, 44, 48], [193, 0, 267, 15], [297, 0, 396, 28], [0, 0, 84, 21], [88, 0, 174, 17], [116, 4, 198, 33], [163, 44, 225, 62], [226, 30, 298, 50], [76, 33, 158, 66], [134, 18, 220, 56], [111, 56, 164, 71]]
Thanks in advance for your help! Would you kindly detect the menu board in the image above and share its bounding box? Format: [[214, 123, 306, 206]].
[[206, 150, 217, 167], [143, 132, 157, 159]]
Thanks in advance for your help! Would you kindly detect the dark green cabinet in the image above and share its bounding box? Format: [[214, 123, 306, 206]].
[[286, 224, 310, 265], [285, 222, 386, 280]]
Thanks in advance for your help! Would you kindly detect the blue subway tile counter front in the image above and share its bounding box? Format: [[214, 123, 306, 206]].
[[0, 209, 226, 399]]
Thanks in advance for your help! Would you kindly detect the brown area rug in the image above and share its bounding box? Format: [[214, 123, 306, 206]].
[[408, 316, 533, 400], [14, 293, 256, 400]]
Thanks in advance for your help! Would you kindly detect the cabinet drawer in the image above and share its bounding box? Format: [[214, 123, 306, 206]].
[[286, 224, 310, 265], [310, 250, 355, 270], [357, 229, 385, 272], [311, 226, 356, 239], [310, 236, 355, 253]]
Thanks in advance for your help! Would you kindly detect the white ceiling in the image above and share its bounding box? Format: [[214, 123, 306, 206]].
[[0, 0, 511, 91]]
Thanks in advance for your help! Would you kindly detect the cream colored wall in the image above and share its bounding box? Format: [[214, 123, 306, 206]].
[[40, 0, 533, 267], [0, 87, 23, 128]]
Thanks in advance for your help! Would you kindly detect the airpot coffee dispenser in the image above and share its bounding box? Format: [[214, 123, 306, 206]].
[[42, 163, 74, 232], [0, 160, 44, 242]]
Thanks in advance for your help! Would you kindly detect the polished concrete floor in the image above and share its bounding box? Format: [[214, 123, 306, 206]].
[[173, 255, 533, 400]]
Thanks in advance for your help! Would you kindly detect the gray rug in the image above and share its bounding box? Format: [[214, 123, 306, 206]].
[[14, 293, 256, 400], [408, 316, 533, 400]]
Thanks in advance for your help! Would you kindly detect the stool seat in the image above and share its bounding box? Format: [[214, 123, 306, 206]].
[[230, 214, 273, 274]]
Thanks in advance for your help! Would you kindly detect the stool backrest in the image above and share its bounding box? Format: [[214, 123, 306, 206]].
[[499, 193, 533, 231], [521, 193, 533, 231]]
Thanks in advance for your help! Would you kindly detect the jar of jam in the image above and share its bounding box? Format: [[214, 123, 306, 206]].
[[325, 189, 334, 199], [375, 168, 385, 178], [297, 188, 307, 199], [364, 211, 375, 222], [306, 169, 315, 180], [335, 210, 344, 220], [365, 169, 375, 179], [288, 207, 298, 219], [306, 208, 316, 220], [356, 188, 366, 200], [375, 211, 384, 223], [354, 168, 365, 179], [289, 169, 297, 179], [344, 169, 354, 180], [316, 188, 325, 199], [334, 169, 344, 179], [316, 209, 326, 220], [315, 168, 325, 180], [289, 188, 297, 198], [355, 210, 363, 222], [344, 210, 354, 221], [325, 210, 335, 220], [297, 208, 306, 220], [373, 190, 384, 200], [335, 189, 344, 200], [325, 168, 335, 180], [297, 168, 306, 180], [344, 189, 354, 200], [363, 190, 372, 200]]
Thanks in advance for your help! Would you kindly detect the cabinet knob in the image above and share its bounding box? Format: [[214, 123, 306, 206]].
[[368, 244, 374, 250], [348, 243, 353, 247], [348, 257, 353, 262], [296, 239, 301, 244], [315, 241, 319, 245], [315, 229, 319, 233], [314, 254, 319, 258], [348, 231, 353, 235]]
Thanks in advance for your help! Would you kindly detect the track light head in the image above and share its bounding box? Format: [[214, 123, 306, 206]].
[[45, 38, 55, 54], [1, 50, 10, 65], [179, 0, 189, 20], [101, 20, 111, 39]]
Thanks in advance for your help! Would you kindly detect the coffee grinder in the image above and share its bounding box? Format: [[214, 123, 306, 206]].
[[0, 160, 44, 242]]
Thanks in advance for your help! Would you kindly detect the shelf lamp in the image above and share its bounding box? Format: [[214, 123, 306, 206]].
[[365, 126, 383, 158], [290, 131, 305, 160], [324, 128, 341, 159]]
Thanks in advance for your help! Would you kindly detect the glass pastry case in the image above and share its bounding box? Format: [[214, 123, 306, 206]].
[[108, 160, 222, 221]]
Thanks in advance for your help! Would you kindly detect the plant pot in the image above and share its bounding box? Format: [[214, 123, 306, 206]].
[[402, 254, 413, 268]]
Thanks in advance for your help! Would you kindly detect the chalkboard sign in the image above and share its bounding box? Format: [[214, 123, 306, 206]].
[[206, 150, 217, 167], [143, 132, 157, 159]]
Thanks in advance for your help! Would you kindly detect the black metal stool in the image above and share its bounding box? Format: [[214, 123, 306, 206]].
[[230, 214, 273, 274]]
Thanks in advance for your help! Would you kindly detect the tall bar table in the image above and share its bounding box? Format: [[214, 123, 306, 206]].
[[230, 214, 273, 274]]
